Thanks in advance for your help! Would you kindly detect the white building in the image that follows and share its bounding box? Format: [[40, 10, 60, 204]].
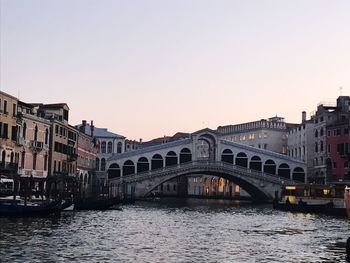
[[76, 121, 126, 184], [217, 116, 294, 154], [287, 112, 315, 183]]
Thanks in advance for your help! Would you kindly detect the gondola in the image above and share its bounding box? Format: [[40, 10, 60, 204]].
[[0, 199, 62, 217]]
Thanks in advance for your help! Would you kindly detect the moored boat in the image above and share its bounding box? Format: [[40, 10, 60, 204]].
[[0, 199, 62, 217], [344, 186, 350, 219]]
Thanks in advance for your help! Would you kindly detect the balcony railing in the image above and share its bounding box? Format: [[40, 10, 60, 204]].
[[30, 140, 43, 151], [68, 153, 78, 162]]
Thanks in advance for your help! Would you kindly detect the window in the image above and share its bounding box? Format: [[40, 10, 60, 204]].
[[12, 104, 16, 117], [327, 130, 331, 136], [33, 153, 37, 170], [107, 142, 113, 153], [263, 144, 267, 149], [327, 144, 331, 153], [333, 162, 337, 169], [320, 128, 324, 136], [3, 123, 8, 138], [45, 129, 49, 144], [44, 155, 48, 171], [23, 122, 26, 139], [101, 142, 106, 153], [117, 142, 122, 153], [34, 125, 38, 141], [337, 129, 341, 136], [21, 151, 25, 168], [3, 100, 7, 114], [54, 160, 57, 172], [315, 142, 318, 153], [315, 130, 318, 138], [320, 141, 324, 152], [96, 158, 100, 171]]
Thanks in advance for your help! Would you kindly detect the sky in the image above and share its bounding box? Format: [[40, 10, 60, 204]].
[[1, 0, 350, 141]]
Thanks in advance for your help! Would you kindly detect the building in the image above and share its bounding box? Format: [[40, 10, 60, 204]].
[[287, 111, 315, 183], [217, 116, 295, 154], [76, 124, 97, 198], [16, 101, 51, 195], [323, 96, 350, 183], [35, 103, 79, 197], [76, 121, 126, 186], [311, 96, 350, 184], [0, 91, 20, 185]]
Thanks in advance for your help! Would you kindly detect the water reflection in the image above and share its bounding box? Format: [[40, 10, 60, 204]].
[[0, 198, 349, 263]]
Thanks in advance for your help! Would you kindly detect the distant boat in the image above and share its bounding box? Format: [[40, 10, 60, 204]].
[[0, 199, 61, 217], [344, 186, 350, 219]]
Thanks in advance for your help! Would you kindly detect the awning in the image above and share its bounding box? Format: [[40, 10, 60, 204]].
[[0, 178, 14, 183]]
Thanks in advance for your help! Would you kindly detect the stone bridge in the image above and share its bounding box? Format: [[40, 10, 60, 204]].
[[107, 129, 306, 201]]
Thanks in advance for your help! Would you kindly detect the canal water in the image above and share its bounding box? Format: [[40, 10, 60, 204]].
[[0, 198, 349, 263]]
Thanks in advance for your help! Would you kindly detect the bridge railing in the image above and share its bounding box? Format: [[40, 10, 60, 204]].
[[107, 138, 193, 161], [110, 160, 295, 186], [220, 139, 305, 164]]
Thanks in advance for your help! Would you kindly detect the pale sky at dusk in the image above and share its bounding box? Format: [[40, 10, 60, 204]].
[[1, 0, 350, 141]]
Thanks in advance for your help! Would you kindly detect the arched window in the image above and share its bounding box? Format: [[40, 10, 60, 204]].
[[221, 149, 234, 164], [264, 160, 276, 175], [151, 154, 163, 170], [123, 160, 135, 176], [107, 142, 113, 153], [236, 152, 248, 168], [23, 122, 27, 139], [101, 142, 106, 153], [250, 156, 262, 171], [180, 148, 192, 164], [315, 129, 318, 138], [108, 163, 121, 179], [101, 158, 106, 171], [34, 125, 38, 141], [137, 157, 149, 173], [45, 129, 49, 144], [117, 142, 122, 153]]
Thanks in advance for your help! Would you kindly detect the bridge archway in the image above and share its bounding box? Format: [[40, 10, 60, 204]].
[[123, 160, 135, 176], [142, 169, 272, 201], [196, 132, 217, 161], [221, 149, 234, 164], [151, 154, 163, 170], [278, 163, 290, 179], [108, 163, 121, 179], [236, 152, 248, 168], [264, 160, 276, 175], [180, 148, 192, 164], [137, 157, 149, 173], [250, 156, 262, 172], [165, 151, 178, 166]]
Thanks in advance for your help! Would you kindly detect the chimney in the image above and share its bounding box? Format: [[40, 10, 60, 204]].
[[80, 120, 87, 133], [302, 111, 306, 123], [90, 120, 94, 137], [139, 138, 142, 143]]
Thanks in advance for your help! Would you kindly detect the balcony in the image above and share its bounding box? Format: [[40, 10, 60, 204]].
[[68, 153, 78, 162], [16, 137, 25, 146], [30, 140, 43, 152]]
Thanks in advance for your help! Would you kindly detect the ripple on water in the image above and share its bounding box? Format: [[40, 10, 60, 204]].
[[0, 199, 349, 263]]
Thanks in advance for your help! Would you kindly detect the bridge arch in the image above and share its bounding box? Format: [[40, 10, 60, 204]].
[[137, 157, 149, 173], [249, 156, 262, 172], [292, 167, 305, 182], [264, 159, 276, 175], [108, 163, 121, 179], [151, 154, 163, 170], [278, 163, 290, 179], [221, 149, 234, 164], [165, 151, 178, 166], [196, 132, 217, 161], [180, 148, 192, 164], [123, 160, 135, 176], [141, 168, 273, 201], [236, 152, 248, 168]]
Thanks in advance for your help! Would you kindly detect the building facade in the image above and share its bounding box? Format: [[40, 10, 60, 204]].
[[287, 112, 315, 183], [0, 91, 19, 184], [217, 116, 294, 154], [16, 101, 51, 195], [76, 121, 126, 187], [76, 126, 97, 198]]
